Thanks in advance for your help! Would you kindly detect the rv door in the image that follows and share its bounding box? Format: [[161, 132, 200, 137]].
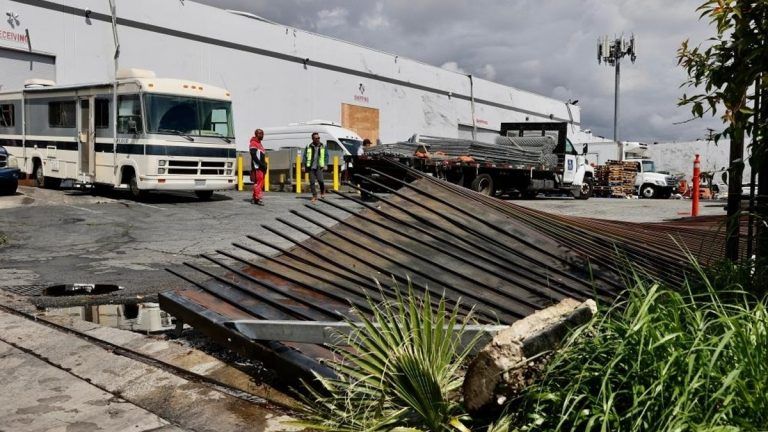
[[78, 97, 95, 178]]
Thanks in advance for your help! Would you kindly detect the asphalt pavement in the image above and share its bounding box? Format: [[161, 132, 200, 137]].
[[0, 185, 722, 306], [0, 185, 362, 306]]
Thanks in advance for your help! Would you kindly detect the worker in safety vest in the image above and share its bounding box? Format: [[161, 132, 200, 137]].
[[303, 132, 326, 204]]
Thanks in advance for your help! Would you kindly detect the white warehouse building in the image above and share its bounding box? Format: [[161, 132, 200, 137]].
[[0, 0, 594, 150]]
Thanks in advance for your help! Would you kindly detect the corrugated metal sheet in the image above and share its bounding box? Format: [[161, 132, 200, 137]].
[[159, 163, 743, 387]]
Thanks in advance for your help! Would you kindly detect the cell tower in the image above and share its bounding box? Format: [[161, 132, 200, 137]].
[[597, 34, 637, 161]]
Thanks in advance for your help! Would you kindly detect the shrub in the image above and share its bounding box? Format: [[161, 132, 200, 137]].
[[507, 261, 768, 432]]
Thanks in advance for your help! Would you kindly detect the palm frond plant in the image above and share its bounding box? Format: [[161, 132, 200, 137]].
[[295, 283, 481, 432]]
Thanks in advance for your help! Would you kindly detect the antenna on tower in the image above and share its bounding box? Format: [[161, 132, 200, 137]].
[[597, 33, 637, 161]]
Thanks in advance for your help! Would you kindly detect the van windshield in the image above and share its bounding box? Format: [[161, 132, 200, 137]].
[[339, 138, 363, 154], [145, 94, 234, 139]]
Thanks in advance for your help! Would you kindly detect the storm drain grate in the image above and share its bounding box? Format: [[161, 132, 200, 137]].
[[0, 285, 46, 296]]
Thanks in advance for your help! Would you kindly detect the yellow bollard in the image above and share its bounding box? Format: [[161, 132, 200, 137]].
[[237, 156, 244, 191], [264, 156, 270, 191], [295, 155, 302, 194], [333, 156, 339, 191]]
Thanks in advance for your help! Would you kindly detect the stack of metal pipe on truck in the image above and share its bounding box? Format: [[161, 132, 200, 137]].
[[353, 122, 595, 200]]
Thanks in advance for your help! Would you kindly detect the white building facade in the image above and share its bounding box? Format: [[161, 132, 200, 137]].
[[0, 0, 596, 150]]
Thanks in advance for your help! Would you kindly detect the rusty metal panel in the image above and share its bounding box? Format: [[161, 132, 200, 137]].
[[160, 160, 739, 383]]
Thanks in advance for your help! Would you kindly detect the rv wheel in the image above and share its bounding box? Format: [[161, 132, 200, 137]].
[[128, 174, 147, 200], [33, 162, 60, 189], [34, 163, 45, 188]]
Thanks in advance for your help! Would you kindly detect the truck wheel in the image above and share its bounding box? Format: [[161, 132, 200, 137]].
[[640, 184, 657, 199], [576, 178, 594, 200], [470, 174, 494, 196], [195, 190, 214, 200]]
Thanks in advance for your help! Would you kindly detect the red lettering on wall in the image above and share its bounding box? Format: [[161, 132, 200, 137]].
[[354, 95, 370, 104], [0, 30, 28, 44]]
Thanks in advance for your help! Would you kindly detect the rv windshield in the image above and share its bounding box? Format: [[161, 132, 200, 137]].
[[339, 138, 363, 154], [144, 95, 234, 139]]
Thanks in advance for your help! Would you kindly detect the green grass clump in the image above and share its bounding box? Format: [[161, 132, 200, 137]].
[[507, 261, 768, 432]]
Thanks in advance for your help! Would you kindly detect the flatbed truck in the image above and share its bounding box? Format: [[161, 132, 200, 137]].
[[351, 122, 595, 199]]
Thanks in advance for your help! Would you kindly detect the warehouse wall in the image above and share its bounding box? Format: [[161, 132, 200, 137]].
[[0, 0, 583, 150]]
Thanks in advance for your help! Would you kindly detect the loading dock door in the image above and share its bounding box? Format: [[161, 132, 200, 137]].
[[341, 103, 379, 144], [0, 47, 56, 92]]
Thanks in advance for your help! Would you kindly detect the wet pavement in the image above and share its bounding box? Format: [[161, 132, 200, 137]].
[[0, 185, 362, 307]]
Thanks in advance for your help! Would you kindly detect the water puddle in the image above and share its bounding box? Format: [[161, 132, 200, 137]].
[[45, 302, 176, 333]]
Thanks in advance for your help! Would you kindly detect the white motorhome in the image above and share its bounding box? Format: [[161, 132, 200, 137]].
[[0, 68, 237, 199], [585, 141, 676, 199]]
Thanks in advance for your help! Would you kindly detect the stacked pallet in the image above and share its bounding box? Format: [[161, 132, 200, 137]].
[[596, 161, 638, 197]]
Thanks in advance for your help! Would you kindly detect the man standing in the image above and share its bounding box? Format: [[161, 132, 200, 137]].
[[304, 132, 326, 204], [249, 129, 266, 206]]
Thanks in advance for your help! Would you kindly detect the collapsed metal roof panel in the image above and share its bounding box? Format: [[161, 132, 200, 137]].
[[159, 163, 744, 387]]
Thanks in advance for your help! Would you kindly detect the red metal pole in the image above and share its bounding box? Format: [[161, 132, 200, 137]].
[[692, 154, 700, 217]]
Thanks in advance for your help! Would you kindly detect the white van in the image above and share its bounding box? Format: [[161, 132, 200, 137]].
[[262, 120, 364, 162]]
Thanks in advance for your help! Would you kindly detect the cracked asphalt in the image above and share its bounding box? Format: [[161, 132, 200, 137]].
[[0, 185, 363, 306]]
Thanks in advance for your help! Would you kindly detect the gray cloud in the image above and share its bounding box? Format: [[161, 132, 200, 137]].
[[196, 0, 723, 142]]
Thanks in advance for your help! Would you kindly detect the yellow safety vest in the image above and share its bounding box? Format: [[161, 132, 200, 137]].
[[305, 144, 326, 168]]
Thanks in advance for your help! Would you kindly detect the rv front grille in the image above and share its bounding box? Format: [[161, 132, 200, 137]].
[[163, 160, 229, 176], [200, 169, 226, 175], [168, 168, 196, 175], [168, 160, 199, 168], [201, 161, 226, 168], [0, 154, 6, 168]]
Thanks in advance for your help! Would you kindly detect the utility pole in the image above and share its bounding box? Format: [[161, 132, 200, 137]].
[[598, 35, 637, 161]]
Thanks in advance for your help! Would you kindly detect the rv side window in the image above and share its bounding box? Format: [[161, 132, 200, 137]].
[[95, 99, 110, 129], [117, 95, 143, 134], [48, 101, 76, 128], [0, 104, 14, 127]]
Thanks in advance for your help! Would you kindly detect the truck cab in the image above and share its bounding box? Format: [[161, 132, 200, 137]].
[[501, 122, 595, 199], [635, 158, 676, 199]]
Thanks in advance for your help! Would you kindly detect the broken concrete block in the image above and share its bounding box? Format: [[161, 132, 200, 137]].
[[462, 298, 597, 413]]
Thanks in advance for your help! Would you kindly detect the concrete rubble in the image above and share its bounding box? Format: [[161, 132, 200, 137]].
[[463, 298, 597, 412]]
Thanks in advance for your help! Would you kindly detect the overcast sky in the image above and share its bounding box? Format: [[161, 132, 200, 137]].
[[196, 0, 722, 142]]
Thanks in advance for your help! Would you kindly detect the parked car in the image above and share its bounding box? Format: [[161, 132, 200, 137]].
[[0, 145, 20, 195]]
